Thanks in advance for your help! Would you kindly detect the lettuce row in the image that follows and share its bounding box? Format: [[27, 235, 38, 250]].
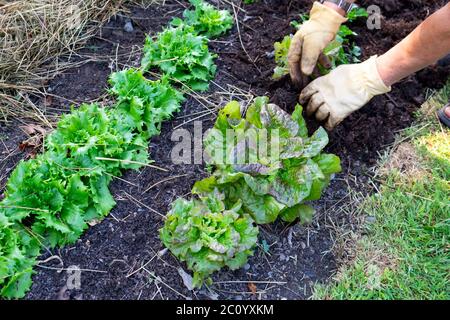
[[0, 0, 235, 298], [160, 190, 258, 287], [0, 70, 184, 298]]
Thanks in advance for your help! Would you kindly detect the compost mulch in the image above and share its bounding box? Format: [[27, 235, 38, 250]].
[[0, 0, 448, 300]]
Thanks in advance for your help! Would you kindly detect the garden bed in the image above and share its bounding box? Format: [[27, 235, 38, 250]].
[[0, 0, 448, 300]]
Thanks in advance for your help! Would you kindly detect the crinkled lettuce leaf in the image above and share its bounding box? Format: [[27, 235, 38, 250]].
[[160, 190, 258, 287], [141, 25, 217, 92], [171, 0, 234, 38], [196, 97, 341, 224], [0, 212, 40, 299]]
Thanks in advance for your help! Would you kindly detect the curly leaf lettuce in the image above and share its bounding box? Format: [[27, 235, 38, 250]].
[[160, 190, 258, 287], [109, 68, 185, 139], [171, 0, 234, 38], [0, 212, 40, 299], [141, 25, 217, 91]]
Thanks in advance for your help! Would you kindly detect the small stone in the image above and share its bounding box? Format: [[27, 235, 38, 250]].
[[366, 216, 376, 224], [265, 50, 275, 59], [244, 263, 251, 270], [124, 19, 134, 33]]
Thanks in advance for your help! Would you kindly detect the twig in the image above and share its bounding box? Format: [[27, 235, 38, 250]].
[[144, 174, 188, 193], [35, 265, 108, 273], [231, 3, 261, 74], [144, 268, 190, 299], [214, 280, 287, 285], [122, 191, 166, 218], [95, 157, 168, 172], [126, 253, 158, 278]]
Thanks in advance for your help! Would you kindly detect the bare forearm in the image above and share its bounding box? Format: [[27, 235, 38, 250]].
[[377, 3, 450, 86]]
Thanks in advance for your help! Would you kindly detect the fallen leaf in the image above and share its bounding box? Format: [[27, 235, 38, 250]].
[[157, 248, 168, 257], [20, 124, 47, 137], [19, 136, 42, 151], [248, 282, 257, 295], [44, 95, 53, 107], [177, 267, 194, 291], [87, 219, 101, 227]]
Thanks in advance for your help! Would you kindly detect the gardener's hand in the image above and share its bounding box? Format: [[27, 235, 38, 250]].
[[299, 56, 392, 130], [288, 1, 347, 87]]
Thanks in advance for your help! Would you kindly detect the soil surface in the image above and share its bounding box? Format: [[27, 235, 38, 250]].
[[0, 0, 448, 300]]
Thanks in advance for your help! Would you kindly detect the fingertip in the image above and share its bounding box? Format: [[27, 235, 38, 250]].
[[325, 117, 340, 131], [298, 87, 310, 105], [315, 105, 330, 122], [301, 64, 314, 76], [298, 93, 306, 105], [289, 73, 301, 89], [324, 122, 335, 131]]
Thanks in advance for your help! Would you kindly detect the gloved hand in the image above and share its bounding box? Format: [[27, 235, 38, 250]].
[[299, 56, 392, 130], [288, 1, 347, 87]]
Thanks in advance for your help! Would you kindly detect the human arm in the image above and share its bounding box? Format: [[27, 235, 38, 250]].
[[377, 3, 450, 86], [300, 3, 450, 130]]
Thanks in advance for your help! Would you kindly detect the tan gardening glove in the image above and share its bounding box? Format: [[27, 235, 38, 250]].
[[299, 56, 392, 130], [288, 1, 347, 87]]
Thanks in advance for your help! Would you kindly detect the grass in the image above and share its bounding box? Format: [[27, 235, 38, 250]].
[[313, 81, 450, 300]]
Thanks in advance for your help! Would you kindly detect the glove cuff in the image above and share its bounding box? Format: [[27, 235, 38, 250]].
[[310, 1, 348, 33], [361, 56, 392, 96]]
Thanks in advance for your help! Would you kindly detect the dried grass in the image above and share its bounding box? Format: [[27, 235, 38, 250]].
[[0, 0, 126, 122]]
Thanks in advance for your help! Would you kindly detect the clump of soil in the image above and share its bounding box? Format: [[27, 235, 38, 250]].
[[0, 0, 447, 300]]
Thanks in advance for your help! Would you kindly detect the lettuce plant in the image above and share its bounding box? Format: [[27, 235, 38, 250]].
[[141, 25, 217, 91], [0, 212, 39, 299], [171, 0, 234, 38], [109, 68, 185, 139], [272, 35, 291, 80], [273, 7, 368, 79], [160, 190, 258, 287], [193, 97, 341, 224], [0, 153, 112, 248]]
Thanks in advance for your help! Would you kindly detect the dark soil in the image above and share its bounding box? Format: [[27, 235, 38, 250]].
[[0, 0, 448, 300]]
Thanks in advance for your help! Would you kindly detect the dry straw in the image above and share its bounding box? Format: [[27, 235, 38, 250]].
[[0, 0, 125, 123]]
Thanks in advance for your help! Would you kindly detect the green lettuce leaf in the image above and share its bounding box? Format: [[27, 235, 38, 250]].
[[171, 0, 234, 38], [197, 97, 341, 224], [160, 190, 258, 287], [141, 25, 217, 91]]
